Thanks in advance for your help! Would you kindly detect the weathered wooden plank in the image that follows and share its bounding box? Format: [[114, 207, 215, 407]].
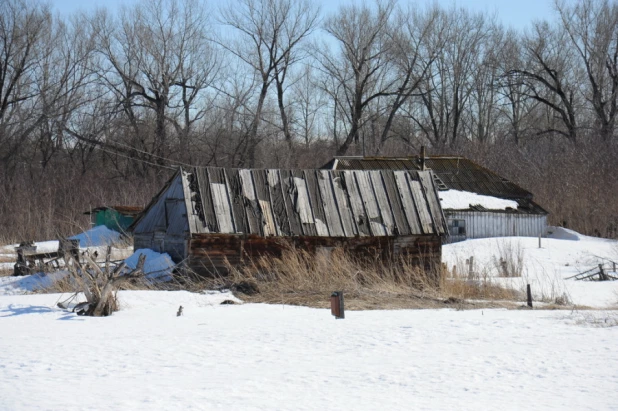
[[164, 198, 188, 236], [344, 171, 370, 236], [331, 171, 358, 237], [196, 167, 218, 232], [368, 170, 394, 235], [394, 171, 422, 234], [226, 168, 248, 234], [252, 170, 278, 236], [304, 170, 329, 236], [408, 175, 433, 234], [291, 170, 317, 236], [266, 169, 292, 236], [279, 170, 303, 236], [239, 169, 263, 235], [181, 170, 201, 235], [317, 170, 344, 237], [354, 170, 386, 236], [418, 171, 446, 235], [208, 168, 235, 234], [380, 170, 411, 235]]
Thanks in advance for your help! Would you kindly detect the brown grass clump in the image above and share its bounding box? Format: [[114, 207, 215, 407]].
[[221, 245, 520, 310]]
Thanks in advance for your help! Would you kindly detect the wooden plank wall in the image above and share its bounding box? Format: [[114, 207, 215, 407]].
[[187, 234, 442, 277], [181, 167, 446, 238]]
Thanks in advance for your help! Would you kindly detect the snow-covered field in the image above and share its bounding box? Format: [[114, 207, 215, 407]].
[[1, 228, 618, 410], [443, 228, 618, 308], [1, 291, 617, 411]]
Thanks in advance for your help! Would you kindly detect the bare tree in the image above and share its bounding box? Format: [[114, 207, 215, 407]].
[[556, 0, 618, 141], [92, 0, 217, 166], [318, 0, 396, 155], [219, 0, 320, 166], [508, 21, 580, 142]]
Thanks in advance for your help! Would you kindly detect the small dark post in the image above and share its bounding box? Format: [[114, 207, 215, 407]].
[[613, 262, 616, 273], [330, 291, 345, 319], [599, 264, 607, 281], [526, 284, 533, 308]]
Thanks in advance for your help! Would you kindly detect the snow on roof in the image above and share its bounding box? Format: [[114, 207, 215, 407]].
[[69, 226, 122, 248], [439, 189, 518, 211]]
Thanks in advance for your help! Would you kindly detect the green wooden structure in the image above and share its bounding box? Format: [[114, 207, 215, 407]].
[[85, 206, 142, 233]]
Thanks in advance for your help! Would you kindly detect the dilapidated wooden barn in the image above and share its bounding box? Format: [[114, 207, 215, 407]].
[[130, 167, 449, 276], [322, 156, 548, 242]]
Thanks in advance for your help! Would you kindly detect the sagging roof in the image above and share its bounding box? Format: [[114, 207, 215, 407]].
[[84, 205, 143, 216], [182, 167, 448, 237], [323, 156, 548, 214]]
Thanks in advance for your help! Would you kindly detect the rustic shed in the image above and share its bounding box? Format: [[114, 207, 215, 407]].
[[84, 206, 142, 233], [322, 156, 548, 242], [130, 167, 449, 276]]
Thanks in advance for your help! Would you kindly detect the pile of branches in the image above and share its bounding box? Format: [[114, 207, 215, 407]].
[[63, 246, 146, 317]]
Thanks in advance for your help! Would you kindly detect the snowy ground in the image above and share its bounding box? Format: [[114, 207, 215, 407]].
[[443, 228, 618, 308], [1, 229, 618, 410], [1, 290, 618, 411]]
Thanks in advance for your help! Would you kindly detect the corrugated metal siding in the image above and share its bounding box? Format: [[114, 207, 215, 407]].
[[185, 167, 448, 237], [445, 211, 547, 242]]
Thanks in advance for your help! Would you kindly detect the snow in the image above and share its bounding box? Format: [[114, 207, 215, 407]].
[[0, 271, 68, 295], [439, 189, 519, 210], [443, 229, 618, 308], [69, 226, 122, 247], [0, 291, 617, 410], [125, 249, 176, 280]]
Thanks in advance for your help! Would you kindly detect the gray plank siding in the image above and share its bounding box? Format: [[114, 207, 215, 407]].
[[317, 170, 344, 237], [267, 170, 292, 236], [291, 170, 317, 236], [304, 170, 329, 236], [134, 166, 449, 243], [279, 170, 304, 236], [331, 171, 358, 236], [394, 171, 423, 235], [196, 167, 218, 233], [344, 171, 370, 236], [380, 170, 411, 236], [239, 169, 263, 236], [227, 168, 249, 235]]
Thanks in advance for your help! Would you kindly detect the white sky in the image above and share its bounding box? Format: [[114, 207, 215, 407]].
[[48, 0, 555, 32]]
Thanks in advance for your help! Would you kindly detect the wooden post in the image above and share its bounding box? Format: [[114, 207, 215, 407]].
[[467, 256, 474, 279], [526, 284, 533, 308], [599, 264, 607, 281], [538, 233, 542, 249], [613, 262, 616, 273], [330, 291, 345, 319]]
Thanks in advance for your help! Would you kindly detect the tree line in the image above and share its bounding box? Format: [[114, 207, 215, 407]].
[[1, 0, 617, 240]]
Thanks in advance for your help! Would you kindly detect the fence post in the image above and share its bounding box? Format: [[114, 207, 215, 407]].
[[599, 264, 607, 281], [527, 284, 533, 308]]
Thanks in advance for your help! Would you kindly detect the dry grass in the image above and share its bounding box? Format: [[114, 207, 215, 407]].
[[215, 246, 521, 310]]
